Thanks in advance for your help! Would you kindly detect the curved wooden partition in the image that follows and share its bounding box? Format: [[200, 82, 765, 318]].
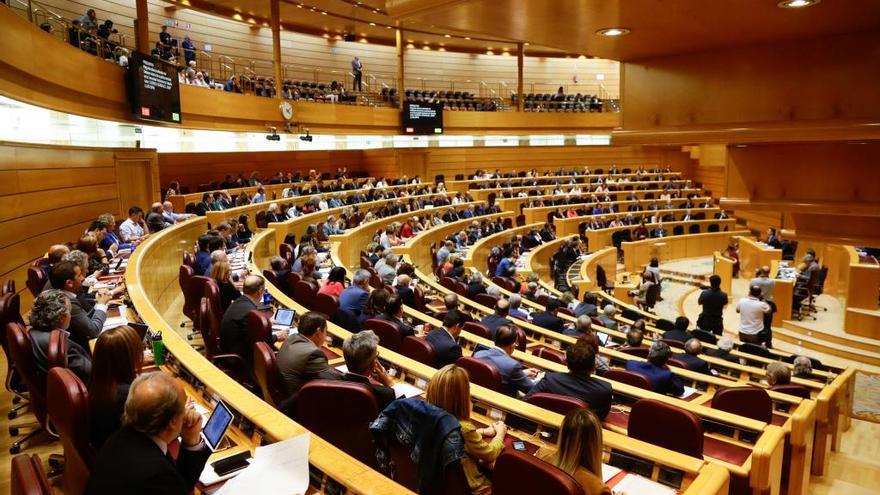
[[167, 177, 368, 212], [247, 226, 730, 495], [126, 217, 413, 495], [575, 246, 618, 294], [622, 229, 749, 273]]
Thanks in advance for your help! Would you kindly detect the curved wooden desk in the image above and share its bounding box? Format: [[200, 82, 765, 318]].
[[167, 177, 368, 212]]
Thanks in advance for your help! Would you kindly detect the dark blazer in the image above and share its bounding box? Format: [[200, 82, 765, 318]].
[[218, 280, 241, 312], [339, 285, 369, 316], [661, 329, 693, 343], [29, 328, 92, 383], [678, 354, 711, 374], [466, 282, 487, 299], [342, 372, 396, 412], [377, 314, 416, 337], [425, 328, 462, 368], [90, 382, 130, 449], [479, 314, 514, 338], [394, 285, 415, 307], [625, 361, 685, 396], [525, 372, 612, 420], [194, 250, 211, 276], [276, 333, 342, 397], [66, 292, 106, 352], [531, 311, 564, 334], [85, 425, 211, 495], [445, 308, 473, 324], [219, 295, 260, 362]]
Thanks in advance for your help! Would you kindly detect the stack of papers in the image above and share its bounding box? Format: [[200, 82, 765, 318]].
[[102, 316, 128, 331], [601, 464, 622, 483], [611, 474, 677, 495], [392, 382, 424, 399], [216, 433, 310, 495]]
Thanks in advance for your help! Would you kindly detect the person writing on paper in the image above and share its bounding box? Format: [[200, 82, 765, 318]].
[[538, 408, 612, 495], [426, 364, 505, 494], [85, 372, 211, 495], [340, 331, 396, 411], [89, 325, 145, 448]]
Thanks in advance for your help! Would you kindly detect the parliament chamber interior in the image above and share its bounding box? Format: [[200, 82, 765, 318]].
[[1, 0, 879, 494]]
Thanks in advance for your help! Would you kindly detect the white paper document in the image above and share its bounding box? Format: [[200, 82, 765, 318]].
[[612, 474, 676, 495], [216, 433, 310, 495], [101, 316, 128, 331], [392, 381, 424, 399], [678, 386, 698, 399], [601, 464, 622, 483]]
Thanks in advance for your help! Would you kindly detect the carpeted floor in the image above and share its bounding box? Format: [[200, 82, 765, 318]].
[[853, 371, 880, 423]]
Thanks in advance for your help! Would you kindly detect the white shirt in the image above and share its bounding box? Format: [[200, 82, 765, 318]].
[[118, 218, 144, 242], [736, 296, 771, 335], [251, 193, 266, 204]]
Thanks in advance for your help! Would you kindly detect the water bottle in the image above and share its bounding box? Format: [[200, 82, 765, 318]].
[[152, 331, 166, 366]]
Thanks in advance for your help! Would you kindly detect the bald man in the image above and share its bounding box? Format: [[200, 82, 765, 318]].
[[85, 372, 211, 495], [41, 244, 70, 280], [162, 201, 193, 225], [146, 202, 169, 233], [480, 299, 514, 339], [220, 275, 287, 364], [394, 273, 415, 307]]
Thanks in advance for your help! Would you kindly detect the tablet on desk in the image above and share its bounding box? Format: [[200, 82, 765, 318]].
[[596, 331, 610, 347], [273, 308, 296, 327], [202, 401, 234, 452]]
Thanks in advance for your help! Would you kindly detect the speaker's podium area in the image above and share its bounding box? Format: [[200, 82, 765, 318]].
[[1, 1, 878, 494]]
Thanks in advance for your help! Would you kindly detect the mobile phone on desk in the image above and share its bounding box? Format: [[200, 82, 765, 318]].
[[512, 441, 526, 451]]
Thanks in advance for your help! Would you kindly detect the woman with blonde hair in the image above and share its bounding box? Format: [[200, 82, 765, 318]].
[[539, 408, 611, 495], [88, 325, 144, 448], [426, 365, 506, 494], [210, 259, 240, 311]]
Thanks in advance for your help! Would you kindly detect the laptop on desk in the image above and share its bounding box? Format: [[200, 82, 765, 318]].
[[272, 308, 296, 332]]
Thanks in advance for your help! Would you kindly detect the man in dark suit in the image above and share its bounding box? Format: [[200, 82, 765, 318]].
[[426, 312, 464, 368], [443, 293, 473, 324], [473, 325, 536, 397], [220, 275, 286, 365], [85, 372, 212, 495], [626, 341, 685, 396], [50, 261, 110, 352], [339, 269, 371, 318], [697, 275, 727, 336], [277, 311, 342, 399], [524, 340, 612, 419], [394, 274, 416, 307], [662, 316, 694, 343], [531, 298, 565, 334], [194, 235, 212, 276], [340, 330, 397, 411], [678, 339, 711, 374], [480, 300, 514, 338]]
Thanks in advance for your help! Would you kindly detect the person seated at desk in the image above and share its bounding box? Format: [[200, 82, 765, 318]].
[[269, 255, 292, 294], [532, 298, 565, 334], [220, 275, 287, 365], [596, 305, 618, 331], [85, 372, 212, 495], [466, 271, 487, 298], [377, 295, 415, 337], [538, 409, 612, 495], [426, 312, 464, 368], [50, 261, 110, 353], [89, 325, 144, 449], [765, 228, 781, 249], [216, 223, 237, 250], [625, 322, 645, 347], [340, 269, 372, 319], [480, 300, 515, 339], [679, 339, 711, 375], [705, 336, 740, 364], [525, 340, 612, 420], [210, 260, 241, 312], [443, 293, 473, 325], [473, 324, 536, 397], [161, 201, 192, 225], [393, 274, 415, 307], [626, 341, 685, 396], [300, 258, 323, 287], [425, 364, 506, 494], [735, 285, 771, 345], [318, 266, 346, 298], [145, 202, 170, 233], [194, 235, 212, 276], [766, 361, 791, 386], [340, 330, 396, 411], [494, 247, 514, 278], [28, 290, 92, 383], [507, 293, 529, 321], [445, 257, 467, 281], [277, 311, 342, 401], [651, 223, 668, 238], [793, 356, 814, 379], [661, 316, 693, 343], [575, 292, 600, 318]]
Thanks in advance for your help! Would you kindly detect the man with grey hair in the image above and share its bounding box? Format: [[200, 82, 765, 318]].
[[145, 202, 170, 233], [766, 361, 791, 386], [394, 273, 415, 307], [340, 268, 371, 317], [28, 289, 92, 382], [508, 293, 529, 320], [486, 285, 501, 298], [625, 340, 685, 396], [162, 200, 192, 225], [377, 253, 398, 285], [220, 275, 286, 365], [466, 271, 487, 298], [340, 330, 396, 410], [793, 356, 813, 378], [678, 338, 711, 374], [85, 372, 211, 494], [706, 335, 740, 364], [292, 245, 317, 273], [597, 304, 618, 330]]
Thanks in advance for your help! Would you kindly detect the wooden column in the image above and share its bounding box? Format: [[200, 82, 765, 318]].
[[134, 0, 150, 55], [396, 28, 405, 108], [516, 42, 524, 112], [270, 0, 283, 100]]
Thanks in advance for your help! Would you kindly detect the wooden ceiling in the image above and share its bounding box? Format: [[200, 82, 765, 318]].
[[163, 0, 575, 56], [384, 0, 880, 60]]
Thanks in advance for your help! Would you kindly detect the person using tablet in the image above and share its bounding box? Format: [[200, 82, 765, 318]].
[[86, 372, 211, 495]]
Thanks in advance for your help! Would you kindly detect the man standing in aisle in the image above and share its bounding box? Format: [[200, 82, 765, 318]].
[[351, 56, 363, 92]]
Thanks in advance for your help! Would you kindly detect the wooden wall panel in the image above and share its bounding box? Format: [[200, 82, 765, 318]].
[[0, 142, 159, 309], [158, 149, 366, 191]]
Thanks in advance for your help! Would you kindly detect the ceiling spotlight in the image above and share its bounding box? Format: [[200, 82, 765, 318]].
[[369, 22, 376, 26], [778, 0, 819, 7], [444, 34, 451, 38], [595, 27, 630, 37], [464, 36, 471, 40]]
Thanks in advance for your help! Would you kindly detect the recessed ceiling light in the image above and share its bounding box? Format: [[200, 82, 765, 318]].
[[444, 34, 451, 38], [464, 36, 471, 40], [778, 0, 819, 8], [369, 22, 376, 26], [596, 27, 630, 37]]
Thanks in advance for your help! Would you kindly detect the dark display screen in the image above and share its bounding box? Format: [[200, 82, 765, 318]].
[[127, 53, 181, 124], [402, 101, 443, 135]]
